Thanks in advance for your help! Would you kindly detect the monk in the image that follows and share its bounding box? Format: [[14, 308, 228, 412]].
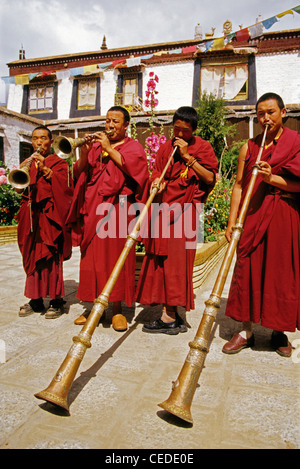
[[135, 106, 218, 335], [68, 106, 149, 331], [222, 93, 300, 357], [17, 125, 74, 318]]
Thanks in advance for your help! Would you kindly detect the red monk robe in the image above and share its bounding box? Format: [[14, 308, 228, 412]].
[[66, 137, 149, 304], [225, 127, 300, 332], [18, 155, 74, 299], [135, 137, 218, 311]]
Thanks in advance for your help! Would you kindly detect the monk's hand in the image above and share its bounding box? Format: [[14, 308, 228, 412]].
[[258, 161, 273, 184], [33, 153, 45, 171], [96, 132, 111, 154], [174, 137, 189, 161], [225, 221, 235, 242], [151, 177, 166, 194]]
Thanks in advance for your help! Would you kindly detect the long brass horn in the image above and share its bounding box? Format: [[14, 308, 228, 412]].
[[52, 136, 87, 159], [52, 130, 113, 159], [34, 146, 177, 413], [8, 147, 42, 190], [158, 124, 269, 425]]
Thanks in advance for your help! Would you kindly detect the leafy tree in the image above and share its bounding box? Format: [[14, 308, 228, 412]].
[[195, 91, 236, 162]]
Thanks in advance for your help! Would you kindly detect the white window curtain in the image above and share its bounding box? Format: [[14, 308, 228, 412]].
[[224, 64, 248, 100], [78, 79, 97, 109], [123, 78, 137, 105], [201, 64, 248, 100]]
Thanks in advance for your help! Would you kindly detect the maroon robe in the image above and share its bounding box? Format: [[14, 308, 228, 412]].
[[66, 137, 149, 304], [135, 137, 218, 311], [225, 127, 300, 331], [17, 154, 74, 299]]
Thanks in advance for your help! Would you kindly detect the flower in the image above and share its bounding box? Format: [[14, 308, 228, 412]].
[[143, 73, 166, 172], [0, 163, 21, 226], [0, 175, 8, 185], [203, 177, 234, 241]]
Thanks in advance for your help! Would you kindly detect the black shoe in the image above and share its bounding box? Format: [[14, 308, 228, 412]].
[[142, 318, 181, 335], [175, 312, 188, 333]]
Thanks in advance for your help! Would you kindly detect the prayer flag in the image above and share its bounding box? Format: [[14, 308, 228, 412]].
[[236, 28, 250, 42], [29, 73, 39, 81], [56, 69, 71, 80], [126, 57, 141, 67], [154, 51, 168, 56], [98, 62, 112, 70], [1, 76, 15, 84], [140, 54, 153, 60], [15, 74, 29, 85], [205, 40, 213, 52], [83, 65, 98, 74], [249, 23, 264, 38], [292, 5, 300, 14], [169, 49, 182, 54], [262, 17, 278, 29], [226, 32, 236, 42], [112, 59, 125, 67], [276, 10, 294, 18], [211, 37, 225, 50], [70, 67, 84, 76], [41, 71, 55, 77], [196, 43, 206, 52], [182, 46, 197, 53]]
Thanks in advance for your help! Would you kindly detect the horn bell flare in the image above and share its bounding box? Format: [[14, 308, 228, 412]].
[[158, 399, 193, 424], [8, 168, 30, 189], [34, 389, 69, 412]]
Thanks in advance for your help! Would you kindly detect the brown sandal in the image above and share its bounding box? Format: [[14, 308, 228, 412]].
[[19, 299, 44, 317], [45, 299, 65, 319]]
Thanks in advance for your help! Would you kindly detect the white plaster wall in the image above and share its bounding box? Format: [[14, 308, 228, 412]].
[[56, 77, 73, 120], [256, 52, 300, 105], [101, 69, 118, 115], [143, 62, 195, 111]]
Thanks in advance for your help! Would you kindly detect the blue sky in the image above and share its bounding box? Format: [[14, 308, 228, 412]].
[[0, 0, 299, 77]]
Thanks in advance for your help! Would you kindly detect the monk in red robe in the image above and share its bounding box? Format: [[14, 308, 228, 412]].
[[67, 106, 149, 331], [135, 106, 218, 335], [17, 126, 74, 318], [222, 93, 300, 357]]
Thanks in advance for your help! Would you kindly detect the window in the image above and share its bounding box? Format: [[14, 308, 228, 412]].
[[28, 84, 54, 114], [19, 142, 32, 165], [118, 77, 138, 106], [115, 72, 143, 111], [201, 62, 248, 100], [77, 78, 97, 110], [70, 76, 100, 118]]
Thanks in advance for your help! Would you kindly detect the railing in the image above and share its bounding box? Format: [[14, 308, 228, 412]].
[[114, 93, 143, 111]]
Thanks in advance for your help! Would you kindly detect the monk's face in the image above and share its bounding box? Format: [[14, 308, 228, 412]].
[[32, 128, 52, 156], [105, 110, 129, 142], [173, 120, 194, 143], [256, 99, 286, 135]]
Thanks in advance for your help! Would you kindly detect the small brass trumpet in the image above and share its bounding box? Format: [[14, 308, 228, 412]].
[[52, 130, 113, 159], [8, 147, 42, 190]]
